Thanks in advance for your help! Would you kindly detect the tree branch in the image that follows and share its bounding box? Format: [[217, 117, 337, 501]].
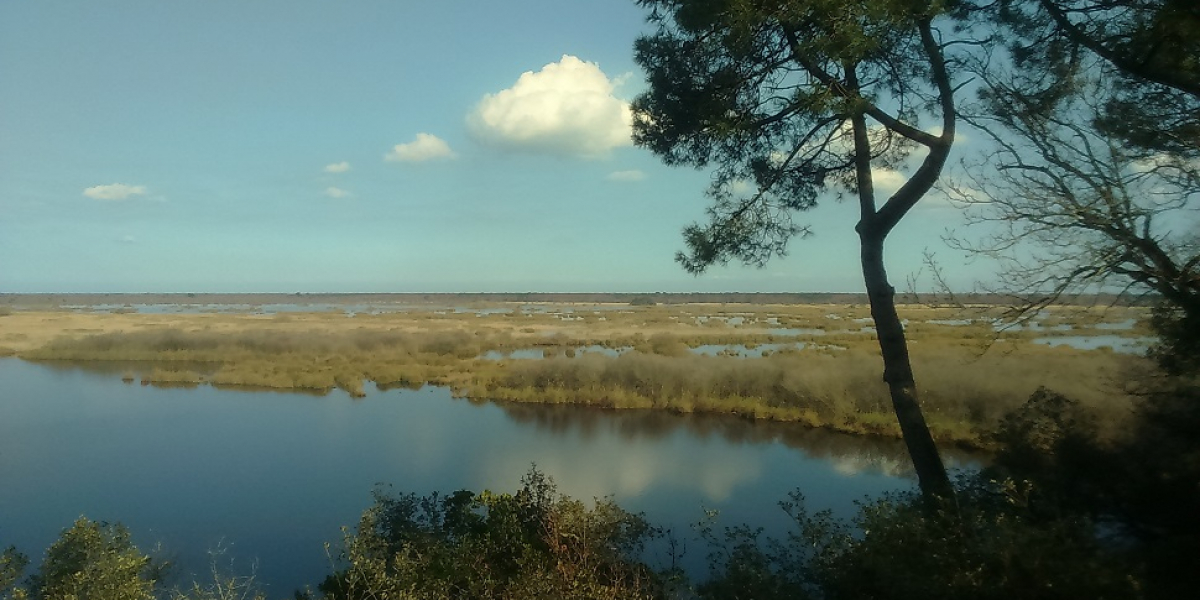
[[780, 26, 943, 148], [873, 19, 957, 237], [1038, 0, 1200, 97]]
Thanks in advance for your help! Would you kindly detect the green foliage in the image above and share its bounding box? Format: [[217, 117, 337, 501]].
[[982, 382, 1200, 599], [1, 547, 29, 600], [320, 469, 667, 600], [987, 387, 1113, 519], [987, 383, 1200, 539], [695, 504, 819, 600], [700, 484, 1140, 600], [822, 489, 1139, 599], [1148, 301, 1200, 376], [28, 518, 159, 600], [5, 521, 269, 600], [985, 0, 1200, 156], [633, 0, 956, 272], [1114, 382, 1200, 599], [7, 457, 1176, 600]]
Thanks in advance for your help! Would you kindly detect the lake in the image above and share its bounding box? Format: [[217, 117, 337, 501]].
[[0, 358, 971, 596]]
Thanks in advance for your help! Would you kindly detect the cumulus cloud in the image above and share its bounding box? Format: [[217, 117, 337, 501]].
[[606, 169, 646, 182], [467, 55, 633, 158], [324, 161, 351, 173], [385, 133, 457, 162], [83, 183, 147, 201], [324, 186, 352, 199]]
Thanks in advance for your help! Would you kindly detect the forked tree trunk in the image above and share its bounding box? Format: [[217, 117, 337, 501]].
[[842, 20, 957, 499], [860, 233, 954, 499]]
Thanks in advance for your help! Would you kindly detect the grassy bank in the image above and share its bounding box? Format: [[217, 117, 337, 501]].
[[4, 303, 1152, 448], [471, 344, 1138, 447]]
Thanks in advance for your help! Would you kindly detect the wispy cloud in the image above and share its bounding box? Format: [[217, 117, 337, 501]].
[[385, 133, 457, 162], [323, 161, 351, 173], [324, 186, 352, 199], [83, 183, 147, 201], [606, 170, 646, 182], [467, 55, 632, 159]]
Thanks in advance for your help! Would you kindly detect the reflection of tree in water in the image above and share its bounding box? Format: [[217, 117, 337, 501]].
[[495, 402, 983, 478]]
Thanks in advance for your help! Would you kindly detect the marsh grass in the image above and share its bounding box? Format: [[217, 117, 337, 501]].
[[478, 344, 1142, 448], [12, 303, 1152, 448], [25, 328, 485, 362], [23, 327, 489, 398]]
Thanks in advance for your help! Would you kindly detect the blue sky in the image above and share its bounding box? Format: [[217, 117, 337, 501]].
[[0, 0, 986, 293]]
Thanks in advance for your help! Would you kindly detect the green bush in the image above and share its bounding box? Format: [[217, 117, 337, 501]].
[[1, 547, 29, 600], [320, 469, 667, 600], [26, 518, 160, 600], [699, 484, 1140, 600]]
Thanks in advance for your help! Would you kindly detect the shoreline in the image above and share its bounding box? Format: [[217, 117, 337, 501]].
[[0, 302, 1154, 451]]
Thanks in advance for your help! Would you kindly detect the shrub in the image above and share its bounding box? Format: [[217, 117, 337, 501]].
[[700, 484, 1140, 600], [1, 547, 29, 600], [320, 469, 667, 600], [27, 518, 161, 600]]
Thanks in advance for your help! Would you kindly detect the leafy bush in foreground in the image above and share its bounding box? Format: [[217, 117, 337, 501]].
[[698, 483, 1139, 600], [5, 518, 161, 600], [6, 477, 1151, 600], [319, 469, 668, 600]]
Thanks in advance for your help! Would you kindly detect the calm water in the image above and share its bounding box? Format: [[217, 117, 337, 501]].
[[0, 359, 964, 595]]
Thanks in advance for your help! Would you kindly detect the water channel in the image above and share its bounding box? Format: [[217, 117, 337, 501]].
[[0, 358, 976, 595]]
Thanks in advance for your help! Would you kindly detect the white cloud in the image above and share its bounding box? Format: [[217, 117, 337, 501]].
[[726, 178, 756, 196], [467, 55, 632, 158], [119, 235, 136, 244], [1130, 152, 1200, 174], [324, 186, 352, 199], [925, 125, 969, 144], [606, 169, 646, 182], [324, 161, 351, 173], [385, 133, 457, 162], [83, 183, 147, 201], [871, 168, 907, 195], [870, 167, 960, 210]]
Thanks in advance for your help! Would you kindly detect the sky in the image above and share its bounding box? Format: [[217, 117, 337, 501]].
[[0, 0, 991, 294]]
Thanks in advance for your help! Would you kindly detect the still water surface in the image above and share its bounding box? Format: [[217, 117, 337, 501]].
[[0, 359, 966, 595]]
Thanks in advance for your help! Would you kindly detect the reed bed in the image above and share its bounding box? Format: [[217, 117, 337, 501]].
[[473, 344, 1141, 448], [7, 303, 1152, 448]]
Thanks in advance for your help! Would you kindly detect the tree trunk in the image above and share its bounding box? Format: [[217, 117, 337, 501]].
[[860, 232, 954, 499]]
